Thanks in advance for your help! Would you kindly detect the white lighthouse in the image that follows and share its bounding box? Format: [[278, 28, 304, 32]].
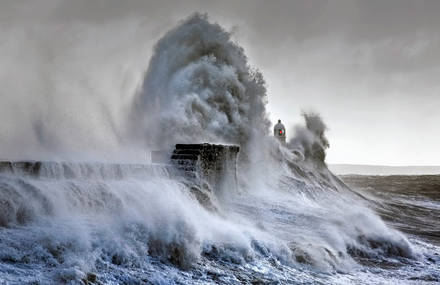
[[273, 119, 286, 144]]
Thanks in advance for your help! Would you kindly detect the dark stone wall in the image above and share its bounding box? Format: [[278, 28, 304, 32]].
[[171, 144, 240, 193]]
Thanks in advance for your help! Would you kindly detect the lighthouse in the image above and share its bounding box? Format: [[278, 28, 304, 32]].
[[274, 119, 286, 144]]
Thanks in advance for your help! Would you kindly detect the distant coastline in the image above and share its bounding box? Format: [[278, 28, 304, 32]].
[[329, 164, 440, 176]]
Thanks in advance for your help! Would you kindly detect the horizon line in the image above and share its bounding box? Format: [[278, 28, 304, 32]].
[[328, 163, 440, 168]]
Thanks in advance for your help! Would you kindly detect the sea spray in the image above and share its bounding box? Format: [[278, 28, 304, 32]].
[[289, 112, 330, 167], [132, 13, 270, 156]]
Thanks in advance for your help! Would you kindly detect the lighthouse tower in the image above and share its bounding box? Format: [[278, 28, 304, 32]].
[[274, 119, 286, 144]]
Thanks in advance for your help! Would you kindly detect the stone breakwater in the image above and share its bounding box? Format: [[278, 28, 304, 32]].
[[0, 144, 240, 191]]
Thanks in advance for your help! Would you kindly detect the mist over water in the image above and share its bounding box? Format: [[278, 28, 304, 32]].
[[0, 17, 149, 162], [0, 13, 439, 284]]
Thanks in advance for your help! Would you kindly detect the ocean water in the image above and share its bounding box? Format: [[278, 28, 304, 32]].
[[0, 159, 439, 285], [342, 175, 440, 247]]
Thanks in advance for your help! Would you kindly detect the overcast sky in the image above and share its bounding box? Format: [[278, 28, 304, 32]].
[[1, 0, 439, 165]]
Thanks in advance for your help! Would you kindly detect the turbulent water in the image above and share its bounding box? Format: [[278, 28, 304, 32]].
[[1, 158, 439, 284], [342, 175, 440, 247], [1, 14, 439, 284]]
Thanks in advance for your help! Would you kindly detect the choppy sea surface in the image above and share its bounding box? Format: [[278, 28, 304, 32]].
[[341, 175, 440, 247], [0, 161, 439, 285]]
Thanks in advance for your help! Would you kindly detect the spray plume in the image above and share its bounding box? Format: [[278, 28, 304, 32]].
[[132, 13, 270, 154], [289, 112, 330, 166]]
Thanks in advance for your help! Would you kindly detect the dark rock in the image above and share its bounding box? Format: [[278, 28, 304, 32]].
[[111, 254, 124, 265], [86, 273, 97, 283]]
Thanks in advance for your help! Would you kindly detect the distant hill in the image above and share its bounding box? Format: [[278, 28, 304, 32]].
[[329, 164, 440, 176]]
